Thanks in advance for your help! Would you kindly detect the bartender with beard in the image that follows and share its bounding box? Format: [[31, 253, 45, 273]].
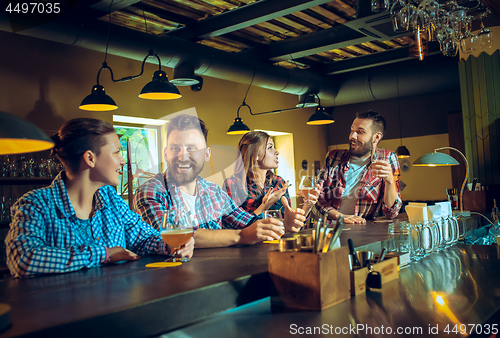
[[316, 111, 402, 224], [134, 114, 306, 248]]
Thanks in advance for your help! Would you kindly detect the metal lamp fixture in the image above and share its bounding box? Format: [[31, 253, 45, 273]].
[[138, 57, 181, 100], [395, 69, 410, 158], [306, 106, 334, 125], [79, 63, 118, 111], [80, 1, 180, 111], [0, 111, 54, 155], [80, 51, 181, 111], [413, 146, 468, 212], [396, 145, 411, 158], [227, 102, 251, 135]]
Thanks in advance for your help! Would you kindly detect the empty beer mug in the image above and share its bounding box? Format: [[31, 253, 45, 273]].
[[388, 220, 411, 254], [417, 221, 434, 256]]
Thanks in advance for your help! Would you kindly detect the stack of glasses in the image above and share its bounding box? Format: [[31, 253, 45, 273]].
[[389, 201, 464, 263]]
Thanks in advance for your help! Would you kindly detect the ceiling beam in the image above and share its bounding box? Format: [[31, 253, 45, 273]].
[[166, 0, 333, 40], [240, 12, 406, 62], [244, 25, 367, 62], [321, 41, 442, 75]]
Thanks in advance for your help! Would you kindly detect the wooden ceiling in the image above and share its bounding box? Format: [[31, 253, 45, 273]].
[[92, 0, 416, 74], [69, 0, 495, 76]]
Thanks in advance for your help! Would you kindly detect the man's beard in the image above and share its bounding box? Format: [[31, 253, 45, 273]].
[[349, 140, 372, 158], [168, 159, 204, 185]]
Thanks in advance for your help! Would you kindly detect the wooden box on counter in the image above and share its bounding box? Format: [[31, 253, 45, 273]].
[[268, 247, 350, 311], [462, 190, 487, 213], [350, 257, 399, 296]]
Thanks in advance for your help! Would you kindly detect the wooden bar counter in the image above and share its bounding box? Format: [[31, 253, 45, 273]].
[[0, 216, 497, 337]]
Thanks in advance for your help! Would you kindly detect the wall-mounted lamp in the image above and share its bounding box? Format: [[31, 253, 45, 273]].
[[0, 111, 54, 155]]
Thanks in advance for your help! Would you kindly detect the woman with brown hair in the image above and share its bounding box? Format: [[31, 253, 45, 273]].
[[223, 131, 319, 216], [5, 118, 193, 278]]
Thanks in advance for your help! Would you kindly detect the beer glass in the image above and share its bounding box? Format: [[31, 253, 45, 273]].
[[161, 209, 194, 262]]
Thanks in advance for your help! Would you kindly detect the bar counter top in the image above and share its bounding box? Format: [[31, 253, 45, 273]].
[[0, 215, 497, 337]]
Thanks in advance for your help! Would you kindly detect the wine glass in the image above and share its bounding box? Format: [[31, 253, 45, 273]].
[[298, 176, 317, 203], [391, 0, 409, 33], [160, 209, 194, 262]]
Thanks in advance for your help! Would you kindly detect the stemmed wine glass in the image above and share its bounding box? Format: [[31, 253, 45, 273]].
[[298, 176, 317, 205], [160, 209, 194, 262]]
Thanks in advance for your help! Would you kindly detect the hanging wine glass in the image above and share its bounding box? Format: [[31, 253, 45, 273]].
[[476, 21, 493, 49], [440, 28, 458, 57], [460, 34, 476, 54], [371, 0, 390, 13], [391, 0, 409, 33], [411, 3, 430, 33]]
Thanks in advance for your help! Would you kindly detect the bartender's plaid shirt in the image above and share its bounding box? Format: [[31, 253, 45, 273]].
[[5, 172, 167, 278], [134, 171, 260, 231], [223, 171, 291, 213], [317, 149, 402, 219]]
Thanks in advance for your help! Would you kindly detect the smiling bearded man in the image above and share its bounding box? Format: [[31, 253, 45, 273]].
[[134, 114, 306, 249], [316, 111, 402, 224]]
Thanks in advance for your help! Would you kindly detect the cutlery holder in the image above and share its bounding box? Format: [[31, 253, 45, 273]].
[[268, 246, 350, 311], [349, 256, 399, 296]]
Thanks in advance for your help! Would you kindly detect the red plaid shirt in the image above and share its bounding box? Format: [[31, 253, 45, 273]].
[[317, 148, 402, 219], [223, 171, 290, 214]]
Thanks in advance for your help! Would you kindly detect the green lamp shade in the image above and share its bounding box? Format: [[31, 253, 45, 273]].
[[79, 85, 118, 111], [139, 70, 182, 100], [413, 152, 459, 166], [227, 117, 250, 135], [0, 111, 54, 155], [307, 107, 334, 125], [396, 145, 410, 158]]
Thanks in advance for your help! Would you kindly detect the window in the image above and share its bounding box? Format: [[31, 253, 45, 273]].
[[113, 125, 161, 197]]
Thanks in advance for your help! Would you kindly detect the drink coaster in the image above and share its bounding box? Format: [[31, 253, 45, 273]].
[[263, 240, 279, 244], [145, 262, 182, 268]]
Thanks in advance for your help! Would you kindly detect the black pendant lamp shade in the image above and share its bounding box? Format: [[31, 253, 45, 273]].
[[139, 70, 182, 100], [307, 107, 334, 125], [79, 85, 118, 111], [0, 111, 55, 155], [227, 117, 250, 135], [396, 145, 411, 158]]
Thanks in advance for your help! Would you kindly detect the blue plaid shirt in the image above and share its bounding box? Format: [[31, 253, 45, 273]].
[[5, 172, 167, 278], [134, 171, 260, 231]]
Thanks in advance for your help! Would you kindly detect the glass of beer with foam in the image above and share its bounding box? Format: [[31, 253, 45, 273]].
[[161, 209, 194, 262]]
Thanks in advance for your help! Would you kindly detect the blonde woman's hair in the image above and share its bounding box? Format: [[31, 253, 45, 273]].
[[233, 131, 274, 189]]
